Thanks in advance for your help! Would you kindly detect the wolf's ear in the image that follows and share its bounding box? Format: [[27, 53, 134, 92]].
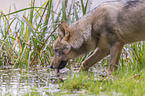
[[58, 20, 70, 41]]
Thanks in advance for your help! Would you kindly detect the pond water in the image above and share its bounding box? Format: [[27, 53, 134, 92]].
[[0, 65, 107, 96], [0, 67, 69, 96]]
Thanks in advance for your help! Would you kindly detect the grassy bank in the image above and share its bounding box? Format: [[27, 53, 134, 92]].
[[58, 68, 145, 96]]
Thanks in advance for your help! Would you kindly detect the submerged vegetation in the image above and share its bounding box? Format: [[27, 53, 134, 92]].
[[0, 0, 145, 95]]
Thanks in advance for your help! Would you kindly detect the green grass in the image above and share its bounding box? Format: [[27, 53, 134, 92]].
[[0, 0, 145, 95], [58, 68, 145, 96]]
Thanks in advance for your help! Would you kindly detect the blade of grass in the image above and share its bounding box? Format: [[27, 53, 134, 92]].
[[0, 39, 15, 64], [29, 0, 35, 23], [14, 41, 28, 67], [54, 0, 61, 16], [62, 0, 67, 21], [28, 50, 33, 70], [23, 16, 37, 38], [36, 1, 49, 30], [1, 12, 14, 39], [16, 32, 22, 52], [123, 47, 134, 64], [12, 37, 18, 51], [80, 0, 89, 15], [3, 7, 45, 16], [73, 2, 79, 20], [42, 0, 52, 32], [33, 1, 48, 17]]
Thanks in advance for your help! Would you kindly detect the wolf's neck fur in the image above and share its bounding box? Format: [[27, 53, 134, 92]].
[[68, 13, 94, 51]]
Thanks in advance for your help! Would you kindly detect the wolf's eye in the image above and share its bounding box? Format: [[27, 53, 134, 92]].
[[54, 49, 64, 57], [59, 51, 64, 55], [54, 49, 58, 53]]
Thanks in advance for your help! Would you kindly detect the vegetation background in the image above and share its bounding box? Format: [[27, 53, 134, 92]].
[[0, 0, 145, 72], [0, 0, 145, 95]]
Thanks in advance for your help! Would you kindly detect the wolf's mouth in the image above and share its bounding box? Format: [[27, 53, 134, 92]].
[[57, 60, 68, 69]]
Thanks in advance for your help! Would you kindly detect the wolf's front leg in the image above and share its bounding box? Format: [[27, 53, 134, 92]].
[[79, 47, 110, 71], [108, 42, 124, 72]]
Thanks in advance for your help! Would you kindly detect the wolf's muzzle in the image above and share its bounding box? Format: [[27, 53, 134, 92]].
[[49, 60, 68, 69]]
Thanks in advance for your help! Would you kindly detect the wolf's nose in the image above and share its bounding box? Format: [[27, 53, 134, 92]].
[[49, 65, 53, 69]]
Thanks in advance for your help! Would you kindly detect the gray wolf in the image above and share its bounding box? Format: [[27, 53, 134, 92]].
[[50, 0, 145, 73]]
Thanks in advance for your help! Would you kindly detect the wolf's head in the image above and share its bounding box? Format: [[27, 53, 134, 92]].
[[50, 21, 74, 70]]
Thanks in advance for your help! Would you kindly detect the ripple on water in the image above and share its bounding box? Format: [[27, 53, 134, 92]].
[[0, 68, 63, 96]]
